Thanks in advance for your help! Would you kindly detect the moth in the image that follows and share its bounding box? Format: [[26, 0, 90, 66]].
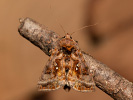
[[37, 33, 95, 92]]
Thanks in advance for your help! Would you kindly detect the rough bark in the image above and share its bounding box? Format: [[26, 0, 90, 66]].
[[18, 17, 133, 100], [83, 53, 133, 100], [18, 18, 60, 56]]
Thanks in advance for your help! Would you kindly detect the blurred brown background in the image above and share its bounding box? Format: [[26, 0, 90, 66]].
[[0, 0, 133, 100]]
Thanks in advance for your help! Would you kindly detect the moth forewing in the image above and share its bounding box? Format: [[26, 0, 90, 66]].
[[38, 54, 63, 91]]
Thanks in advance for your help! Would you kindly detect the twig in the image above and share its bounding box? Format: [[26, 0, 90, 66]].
[[18, 18, 60, 56], [18, 18, 133, 100]]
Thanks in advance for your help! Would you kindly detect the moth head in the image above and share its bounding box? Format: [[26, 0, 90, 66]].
[[62, 33, 72, 39]]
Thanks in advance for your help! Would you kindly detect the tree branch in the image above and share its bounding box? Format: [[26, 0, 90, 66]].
[[18, 18, 60, 56], [18, 18, 133, 100]]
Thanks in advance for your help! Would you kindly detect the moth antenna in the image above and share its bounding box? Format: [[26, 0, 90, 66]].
[[49, 0, 66, 34], [70, 22, 101, 36], [56, 18, 66, 34]]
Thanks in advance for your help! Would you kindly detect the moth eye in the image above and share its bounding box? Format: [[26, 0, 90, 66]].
[[75, 40, 78, 43], [62, 36, 65, 38]]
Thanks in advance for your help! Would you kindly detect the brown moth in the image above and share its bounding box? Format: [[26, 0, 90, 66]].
[[37, 33, 95, 92]]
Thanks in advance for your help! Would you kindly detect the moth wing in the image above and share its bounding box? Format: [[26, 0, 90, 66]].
[[38, 79, 61, 91], [70, 54, 95, 92], [37, 59, 61, 91], [72, 74, 95, 92]]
